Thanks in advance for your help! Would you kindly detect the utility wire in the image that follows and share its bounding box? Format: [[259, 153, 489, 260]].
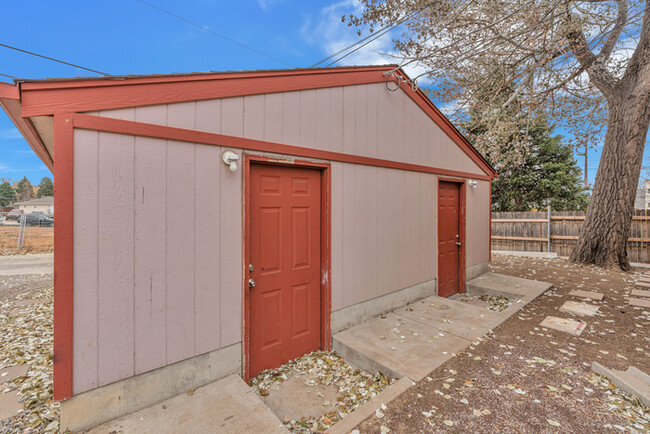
[[0, 43, 109, 76], [0, 72, 17, 79], [311, 2, 435, 68], [135, 0, 294, 67]]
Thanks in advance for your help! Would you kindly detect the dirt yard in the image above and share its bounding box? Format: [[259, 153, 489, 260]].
[[0, 274, 56, 433], [354, 256, 650, 433], [0, 226, 54, 255]]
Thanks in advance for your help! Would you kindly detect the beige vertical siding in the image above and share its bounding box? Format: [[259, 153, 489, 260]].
[[73, 127, 242, 394], [331, 163, 437, 310], [97, 83, 487, 176], [73, 82, 490, 393]]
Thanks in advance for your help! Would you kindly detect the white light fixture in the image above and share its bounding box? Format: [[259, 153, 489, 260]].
[[222, 151, 240, 172], [468, 180, 478, 189]]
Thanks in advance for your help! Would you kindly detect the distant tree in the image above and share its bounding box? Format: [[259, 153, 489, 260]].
[[37, 176, 54, 198], [15, 177, 35, 202], [465, 116, 589, 212], [0, 181, 16, 207]]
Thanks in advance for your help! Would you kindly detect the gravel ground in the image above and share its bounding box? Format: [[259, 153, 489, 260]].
[[0, 283, 57, 433], [0, 274, 53, 304], [250, 351, 393, 433], [354, 256, 650, 433]]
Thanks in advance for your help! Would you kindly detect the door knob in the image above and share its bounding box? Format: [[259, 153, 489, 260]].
[[249, 278, 256, 288]]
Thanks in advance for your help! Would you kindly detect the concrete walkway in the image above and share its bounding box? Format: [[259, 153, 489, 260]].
[[0, 253, 53, 276], [85, 374, 288, 434], [333, 273, 551, 382]]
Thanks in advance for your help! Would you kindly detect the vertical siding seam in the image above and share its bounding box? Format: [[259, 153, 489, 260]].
[[192, 102, 197, 357], [163, 105, 168, 364], [132, 132, 136, 375], [94, 130, 100, 389]]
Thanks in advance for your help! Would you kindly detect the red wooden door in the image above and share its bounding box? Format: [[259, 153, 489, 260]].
[[438, 181, 461, 297], [248, 164, 322, 378]]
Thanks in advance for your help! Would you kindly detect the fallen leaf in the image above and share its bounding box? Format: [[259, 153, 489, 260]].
[[547, 419, 561, 427]]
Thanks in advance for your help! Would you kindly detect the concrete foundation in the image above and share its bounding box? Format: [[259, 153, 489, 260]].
[[61, 342, 241, 432], [592, 362, 650, 408], [466, 261, 489, 281], [331, 278, 437, 333], [85, 374, 288, 434]]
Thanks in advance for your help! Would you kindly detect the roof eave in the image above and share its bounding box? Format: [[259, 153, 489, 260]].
[[0, 82, 53, 171]]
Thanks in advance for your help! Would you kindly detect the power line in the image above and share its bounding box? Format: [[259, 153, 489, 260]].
[[0, 43, 109, 76], [135, 0, 294, 68], [310, 2, 435, 68], [0, 72, 17, 79]]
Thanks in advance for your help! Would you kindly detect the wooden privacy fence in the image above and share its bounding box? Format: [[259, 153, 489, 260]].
[[491, 210, 650, 263]]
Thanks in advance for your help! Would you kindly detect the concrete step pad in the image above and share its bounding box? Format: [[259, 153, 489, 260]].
[[629, 298, 650, 308], [0, 389, 22, 421], [592, 363, 650, 408], [636, 281, 650, 289], [466, 272, 552, 299], [0, 365, 29, 384], [333, 311, 471, 381], [559, 301, 599, 317], [631, 289, 650, 298], [393, 297, 503, 341], [329, 377, 412, 434], [568, 290, 605, 301], [539, 316, 587, 336], [86, 374, 288, 434]]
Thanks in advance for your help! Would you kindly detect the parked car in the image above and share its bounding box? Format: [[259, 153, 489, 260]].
[[5, 209, 24, 221], [25, 212, 54, 227]]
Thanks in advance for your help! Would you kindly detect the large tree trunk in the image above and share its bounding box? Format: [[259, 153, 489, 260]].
[[570, 88, 650, 270]]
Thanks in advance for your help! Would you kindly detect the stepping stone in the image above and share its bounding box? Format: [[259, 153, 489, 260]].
[[0, 389, 22, 421], [631, 289, 650, 298], [638, 276, 650, 282], [635, 281, 650, 289], [540, 316, 587, 336], [629, 298, 650, 308], [559, 301, 599, 317], [568, 290, 604, 301], [0, 365, 28, 384]]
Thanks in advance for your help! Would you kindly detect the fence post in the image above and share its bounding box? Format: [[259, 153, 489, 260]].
[[17, 214, 25, 251], [547, 205, 551, 253]]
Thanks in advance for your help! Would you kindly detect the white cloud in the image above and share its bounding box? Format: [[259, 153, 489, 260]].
[[302, 0, 394, 67], [302, 0, 429, 85], [0, 128, 22, 140], [257, 0, 286, 12]]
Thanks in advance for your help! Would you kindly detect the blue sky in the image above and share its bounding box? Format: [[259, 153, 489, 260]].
[[0, 0, 641, 187]]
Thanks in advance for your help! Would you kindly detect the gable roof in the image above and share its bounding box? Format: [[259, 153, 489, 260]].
[[0, 65, 495, 178]]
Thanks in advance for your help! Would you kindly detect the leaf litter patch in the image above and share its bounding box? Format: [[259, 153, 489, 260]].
[[249, 350, 394, 433], [0, 286, 58, 433], [478, 294, 515, 312]]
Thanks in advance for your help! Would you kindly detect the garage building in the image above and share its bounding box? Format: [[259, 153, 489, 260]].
[[0, 65, 496, 430]]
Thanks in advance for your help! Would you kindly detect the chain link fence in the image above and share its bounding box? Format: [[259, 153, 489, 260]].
[[0, 211, 54, 254]]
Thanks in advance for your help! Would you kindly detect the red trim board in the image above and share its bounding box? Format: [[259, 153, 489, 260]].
[[72, 113, 492, 181], [11, 66, 495, 178], [20, 68, 390, 117], [53, 114, 74, 400]]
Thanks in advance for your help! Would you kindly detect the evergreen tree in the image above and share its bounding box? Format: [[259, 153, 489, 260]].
[[0, 181, 16, 207], [465, 117, 589, 212], [15, 177, 35, 202], [491, 122, 590, 211], [37, 176, 54, 198]]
